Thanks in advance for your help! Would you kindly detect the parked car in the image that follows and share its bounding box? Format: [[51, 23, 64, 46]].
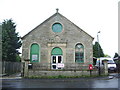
[[95, 57, 117, 72]]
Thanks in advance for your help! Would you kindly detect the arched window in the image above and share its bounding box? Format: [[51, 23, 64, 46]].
[[30, 43, 40, 62], [75, 43, 84, 63]]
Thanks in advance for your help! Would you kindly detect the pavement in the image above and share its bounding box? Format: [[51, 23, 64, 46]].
[[0, 73, 22, 79], [109, 73, 120, 78], [1, 73, 119, 88], [1, 72, 119, 89]]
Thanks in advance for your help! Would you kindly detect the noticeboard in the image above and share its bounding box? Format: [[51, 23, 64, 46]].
[[32, 55, 38, 61]]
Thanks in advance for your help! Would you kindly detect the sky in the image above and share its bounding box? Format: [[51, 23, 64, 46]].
[[0, 0, 119, 57]]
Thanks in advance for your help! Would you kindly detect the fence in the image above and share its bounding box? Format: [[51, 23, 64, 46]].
[[2, 61, 22, 75]]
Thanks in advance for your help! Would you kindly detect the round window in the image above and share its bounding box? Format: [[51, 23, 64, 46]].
[[52, 23, 63, 33]]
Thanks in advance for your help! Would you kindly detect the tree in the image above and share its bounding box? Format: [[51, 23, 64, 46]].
[[2, 19, 22, 62], [93, 42, 104, 58], [114, 53, 119, 58], [104, 54, 111, 58]]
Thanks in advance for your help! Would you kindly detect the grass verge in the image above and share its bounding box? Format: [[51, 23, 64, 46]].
[[24, 74, 108, 79]]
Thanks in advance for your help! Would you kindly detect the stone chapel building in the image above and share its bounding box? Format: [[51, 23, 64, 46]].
[[22, 10, 94, 71]]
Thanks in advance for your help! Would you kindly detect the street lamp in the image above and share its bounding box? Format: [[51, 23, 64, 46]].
[[97, 31, 101, 76]]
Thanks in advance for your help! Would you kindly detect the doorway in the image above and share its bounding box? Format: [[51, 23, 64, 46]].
[[51, 47, 63, 69], [51, 55, 63, 69]]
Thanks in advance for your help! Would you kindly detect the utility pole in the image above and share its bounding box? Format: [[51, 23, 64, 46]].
[[97, 31, 101, 76]]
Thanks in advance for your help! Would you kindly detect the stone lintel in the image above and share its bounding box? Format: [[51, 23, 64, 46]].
[[48, 42, 67, 47]]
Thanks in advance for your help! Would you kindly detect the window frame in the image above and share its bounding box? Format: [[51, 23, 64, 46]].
[[30, 43, 40, 62], [75, 43, 84, 63], [52, 23, 63, 33]]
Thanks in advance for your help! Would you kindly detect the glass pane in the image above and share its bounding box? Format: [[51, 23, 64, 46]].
[[58, 56, 62, 63], [52, 23, 63, 32], [52, 65, 56, 69], [52, 56, 56, 63], [75, 43, 84, 63]]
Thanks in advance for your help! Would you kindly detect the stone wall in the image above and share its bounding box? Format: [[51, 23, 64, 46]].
[[27, 70, 98, 77], [31, 63, 89, 70]]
